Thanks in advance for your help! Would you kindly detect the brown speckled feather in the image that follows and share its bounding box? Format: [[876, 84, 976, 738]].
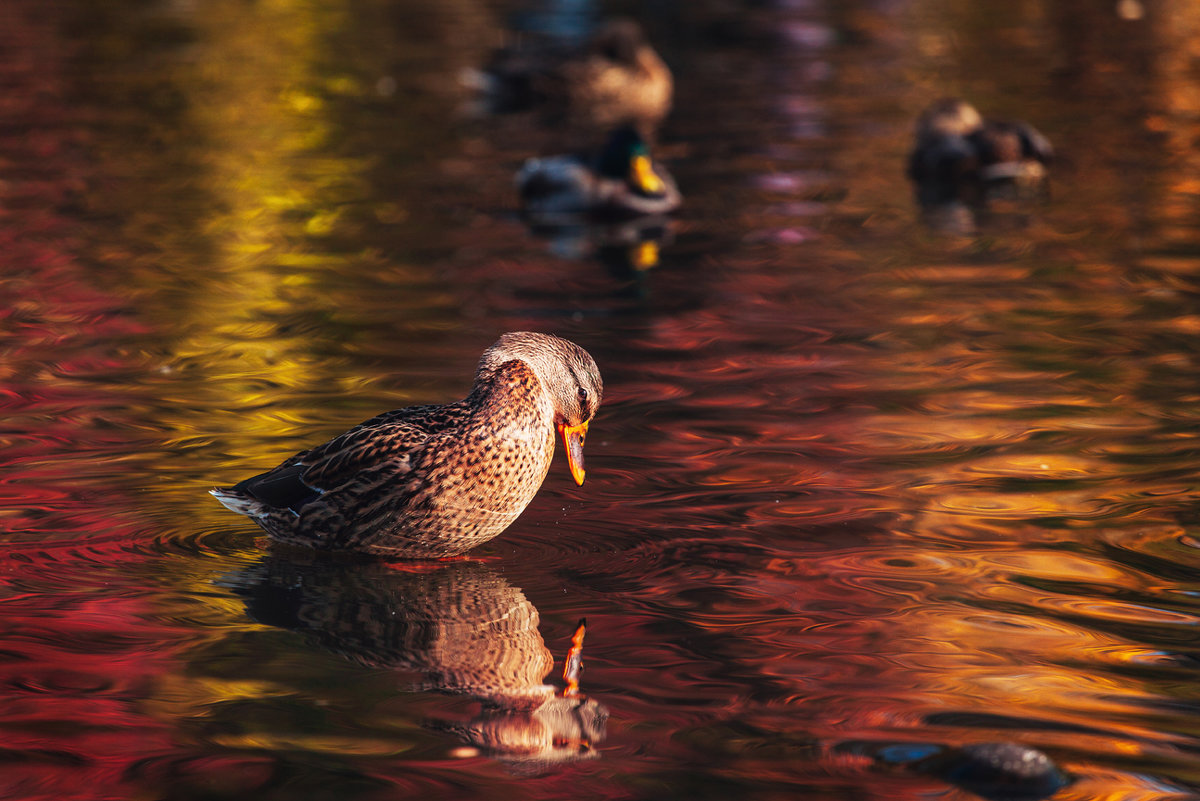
[[212, 332, 603, 558]]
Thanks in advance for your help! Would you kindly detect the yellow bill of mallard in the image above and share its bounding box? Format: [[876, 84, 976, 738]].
[[631, 154, 665, 194]]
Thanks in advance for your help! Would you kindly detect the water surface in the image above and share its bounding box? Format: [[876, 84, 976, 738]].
[[3, 0, 1200, 799]]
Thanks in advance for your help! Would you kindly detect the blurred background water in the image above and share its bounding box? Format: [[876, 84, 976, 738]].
[[2, 0, 1200, 799]]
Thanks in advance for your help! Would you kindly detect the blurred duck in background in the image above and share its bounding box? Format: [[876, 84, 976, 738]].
[[517, 125, 681, 219], [908, 98, 1053, 225], [465, 18, 673, 139]]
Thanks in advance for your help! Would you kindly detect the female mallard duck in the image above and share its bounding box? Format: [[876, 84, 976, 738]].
[[517, 125, 681, 218], [470, 18, 672, 136], [908, 98, 1053, 208], [560, 18, 673, 134], [211, 332, 603, 559]]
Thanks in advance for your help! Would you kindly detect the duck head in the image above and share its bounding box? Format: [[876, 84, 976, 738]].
[[480, 332, 603, 486], [590, 18, 650, 67], [916, 98, 984, 140], [596, 126, 666, 197]]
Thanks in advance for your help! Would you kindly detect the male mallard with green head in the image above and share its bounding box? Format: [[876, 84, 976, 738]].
[[212, 332, 602, 559], [517, 125, 681, 218]]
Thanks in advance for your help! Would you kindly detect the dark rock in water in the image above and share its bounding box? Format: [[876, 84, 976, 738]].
[[837, 739, 1071, 801], [915, 741, 1071, 801]]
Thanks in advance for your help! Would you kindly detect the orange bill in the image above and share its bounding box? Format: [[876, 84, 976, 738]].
[[562, 617, 587, 697], [558, 420, 589, 486]]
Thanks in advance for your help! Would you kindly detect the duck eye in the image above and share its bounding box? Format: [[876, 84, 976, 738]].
[[577, 387, 589, 403]]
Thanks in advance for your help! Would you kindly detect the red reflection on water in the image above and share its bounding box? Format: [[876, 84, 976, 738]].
[[0, 7, 195, 799], [0, 569, 178, 800]]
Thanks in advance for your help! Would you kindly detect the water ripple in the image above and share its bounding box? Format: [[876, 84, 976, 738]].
[[2, 0, 1200, 797]]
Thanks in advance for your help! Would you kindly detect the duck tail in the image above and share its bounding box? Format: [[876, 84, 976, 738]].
[[210, 487, 266, 519]]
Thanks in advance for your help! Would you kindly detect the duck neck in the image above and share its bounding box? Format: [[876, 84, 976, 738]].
[[467, 359, 555, 434]]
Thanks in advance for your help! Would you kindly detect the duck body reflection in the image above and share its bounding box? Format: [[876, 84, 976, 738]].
[[223, 555, 606, 771]]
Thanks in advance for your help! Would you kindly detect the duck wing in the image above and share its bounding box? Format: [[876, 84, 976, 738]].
[[232, 404, 469, 515]]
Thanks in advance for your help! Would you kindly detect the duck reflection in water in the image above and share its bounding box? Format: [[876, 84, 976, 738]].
[[225, 555, 606, 773], [908, 98, 1053, 233], [526, 213, 674, 293]]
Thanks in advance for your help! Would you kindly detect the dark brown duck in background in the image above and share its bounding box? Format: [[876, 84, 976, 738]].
[[467, 18, 673, 138], [908, 98, 1054, 209], [212, 332, 603, 558]]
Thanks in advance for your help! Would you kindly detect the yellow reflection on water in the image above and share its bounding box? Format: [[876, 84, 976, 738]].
[[163, 0, 360, 360]]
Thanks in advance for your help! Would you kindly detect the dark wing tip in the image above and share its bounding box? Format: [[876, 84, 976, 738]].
[[234, 462, 321, 515]]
